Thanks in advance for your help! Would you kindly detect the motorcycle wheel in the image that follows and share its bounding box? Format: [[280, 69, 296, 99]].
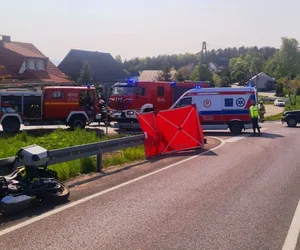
[[45, 180, 70, 203]]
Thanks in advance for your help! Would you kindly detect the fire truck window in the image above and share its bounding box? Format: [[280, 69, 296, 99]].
[[52, 91, 64, 99], [141, 87, 146, 96], [224, 98, 233, 107], [157, 86, 164, 97]]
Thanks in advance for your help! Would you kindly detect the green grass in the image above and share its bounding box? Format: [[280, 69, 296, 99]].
[[50, 146, 145, 181], [264, 112, 284, 121], [264, 96, 300, 121], [0, 129, 145, 181]]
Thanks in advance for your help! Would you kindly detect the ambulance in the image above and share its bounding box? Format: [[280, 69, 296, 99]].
[[170, 87, 257, 134]]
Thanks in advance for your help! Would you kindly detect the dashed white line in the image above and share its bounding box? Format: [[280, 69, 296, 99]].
[[282, 199, 300, 250]]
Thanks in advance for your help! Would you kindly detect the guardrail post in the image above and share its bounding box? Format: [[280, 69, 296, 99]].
[[96, 150, 103, 172]]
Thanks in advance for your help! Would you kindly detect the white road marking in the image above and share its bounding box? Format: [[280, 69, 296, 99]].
[[282, 199, 300, 250], [0, 137, 225, 237], [225, 128, 268, 142]]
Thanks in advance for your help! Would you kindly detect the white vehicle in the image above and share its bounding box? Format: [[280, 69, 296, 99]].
[[171, 87, 258, 134], [274, 99, 285, 107]]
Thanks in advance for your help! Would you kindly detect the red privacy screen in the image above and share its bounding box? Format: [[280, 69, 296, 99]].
[[137, 105, 205, 158]]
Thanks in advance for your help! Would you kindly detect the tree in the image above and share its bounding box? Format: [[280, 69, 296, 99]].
[[158, 66, 172, 81], [77, 61, 93, 85], [275, 83, 285, 97], [115, 55, 122, 64], [190, 64, 213, 82], [175, 66, 192, 81], [264, 37, 300, 79], [234, 71, 247, 83]]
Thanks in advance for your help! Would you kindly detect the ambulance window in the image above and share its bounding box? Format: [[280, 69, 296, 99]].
[[175, 97, 192, 108], [52, 91, 64, 99], [224, 98, 233, 107], [157, 86, 164, 97]]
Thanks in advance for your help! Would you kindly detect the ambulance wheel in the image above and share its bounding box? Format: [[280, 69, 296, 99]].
[[229, 122, 242, 134], [2, 117, 20, 133], [69, 115, 86, 129]]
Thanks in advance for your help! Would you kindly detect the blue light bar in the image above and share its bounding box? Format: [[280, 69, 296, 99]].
[[126, 76, 139, 84], [195, 85, 202, 89]]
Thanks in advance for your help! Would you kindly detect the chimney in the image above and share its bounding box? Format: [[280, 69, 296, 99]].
[[0, 35, 11, 42]]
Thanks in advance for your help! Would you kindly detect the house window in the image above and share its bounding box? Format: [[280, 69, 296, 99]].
[[224, 98, 233, 107], [52, 91, 64, 99], [157, 86, 164, 97], [37, 60, 45, 70], [27, 59, 35, 70]]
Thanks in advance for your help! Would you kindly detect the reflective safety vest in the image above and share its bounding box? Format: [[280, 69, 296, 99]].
[[250, 105, 259, 118]]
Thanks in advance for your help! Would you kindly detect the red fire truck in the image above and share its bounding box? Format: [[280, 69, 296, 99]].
[[109, 80, 211, 129], [0, 86, 101, 133]]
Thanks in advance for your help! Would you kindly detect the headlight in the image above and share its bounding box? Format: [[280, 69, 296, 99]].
[[127, 111, 134, 115]]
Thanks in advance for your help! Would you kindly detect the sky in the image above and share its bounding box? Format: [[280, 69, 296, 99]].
[[1, 0, 299, 65]]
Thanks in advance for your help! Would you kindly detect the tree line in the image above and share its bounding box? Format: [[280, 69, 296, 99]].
[[115, 37, 300, 98]]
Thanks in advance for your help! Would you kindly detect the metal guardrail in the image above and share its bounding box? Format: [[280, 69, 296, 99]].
[[0, 134, 145, 172]]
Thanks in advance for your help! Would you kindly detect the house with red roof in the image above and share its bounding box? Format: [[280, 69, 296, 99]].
[[0, 35, 72, 86]]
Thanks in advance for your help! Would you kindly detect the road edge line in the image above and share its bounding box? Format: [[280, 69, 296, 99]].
[[282, 199, 300, 250], [0, 138, 225, 237]]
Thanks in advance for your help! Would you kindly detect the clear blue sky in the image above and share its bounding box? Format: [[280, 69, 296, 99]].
[[1, 0, 299, 64]]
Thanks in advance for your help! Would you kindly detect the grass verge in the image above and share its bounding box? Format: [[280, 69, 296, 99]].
[[49, 146, 145, 181], [0, 129, 145, 181], [264, 112, 284, 121], [265, 96, 300, 121]]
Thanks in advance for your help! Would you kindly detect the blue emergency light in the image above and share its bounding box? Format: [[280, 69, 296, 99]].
[[170, 81, 176, 86], [195, 85, 202, 89], [126, 76, 139, 84]]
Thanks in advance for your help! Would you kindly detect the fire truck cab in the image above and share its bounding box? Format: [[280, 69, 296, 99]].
[[0, 86, 101, 133], [109, 80, 210, 129]]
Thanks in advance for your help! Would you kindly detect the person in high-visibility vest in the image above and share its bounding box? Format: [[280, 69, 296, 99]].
[[250, 100, 261, 136]]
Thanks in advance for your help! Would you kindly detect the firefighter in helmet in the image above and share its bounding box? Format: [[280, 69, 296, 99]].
[[258, 101, 266, 123]]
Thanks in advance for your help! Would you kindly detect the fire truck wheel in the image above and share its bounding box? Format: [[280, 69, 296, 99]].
[[69, 115, 86, 129], [2, 117, 21, 133], [229, 122, 243, 134]]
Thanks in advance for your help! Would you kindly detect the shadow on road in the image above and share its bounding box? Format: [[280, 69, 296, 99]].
[[204, 131, 252, 137], [0, 200, 70, 227], [258, 132, 284, 139]]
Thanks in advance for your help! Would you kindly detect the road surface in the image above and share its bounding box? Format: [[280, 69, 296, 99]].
[[0, 122, 300, 250]]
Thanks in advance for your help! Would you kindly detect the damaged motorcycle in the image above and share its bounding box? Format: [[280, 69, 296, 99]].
[[0, 145, 70, 215]]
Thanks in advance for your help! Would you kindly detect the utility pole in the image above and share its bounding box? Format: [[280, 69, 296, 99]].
[[200, 41, 207, 65]]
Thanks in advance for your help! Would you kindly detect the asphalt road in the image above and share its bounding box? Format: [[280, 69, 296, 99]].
[[0, 122, 300, 250]]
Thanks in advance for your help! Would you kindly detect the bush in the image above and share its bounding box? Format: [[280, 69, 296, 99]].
[[0, 129, 145, 181]]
